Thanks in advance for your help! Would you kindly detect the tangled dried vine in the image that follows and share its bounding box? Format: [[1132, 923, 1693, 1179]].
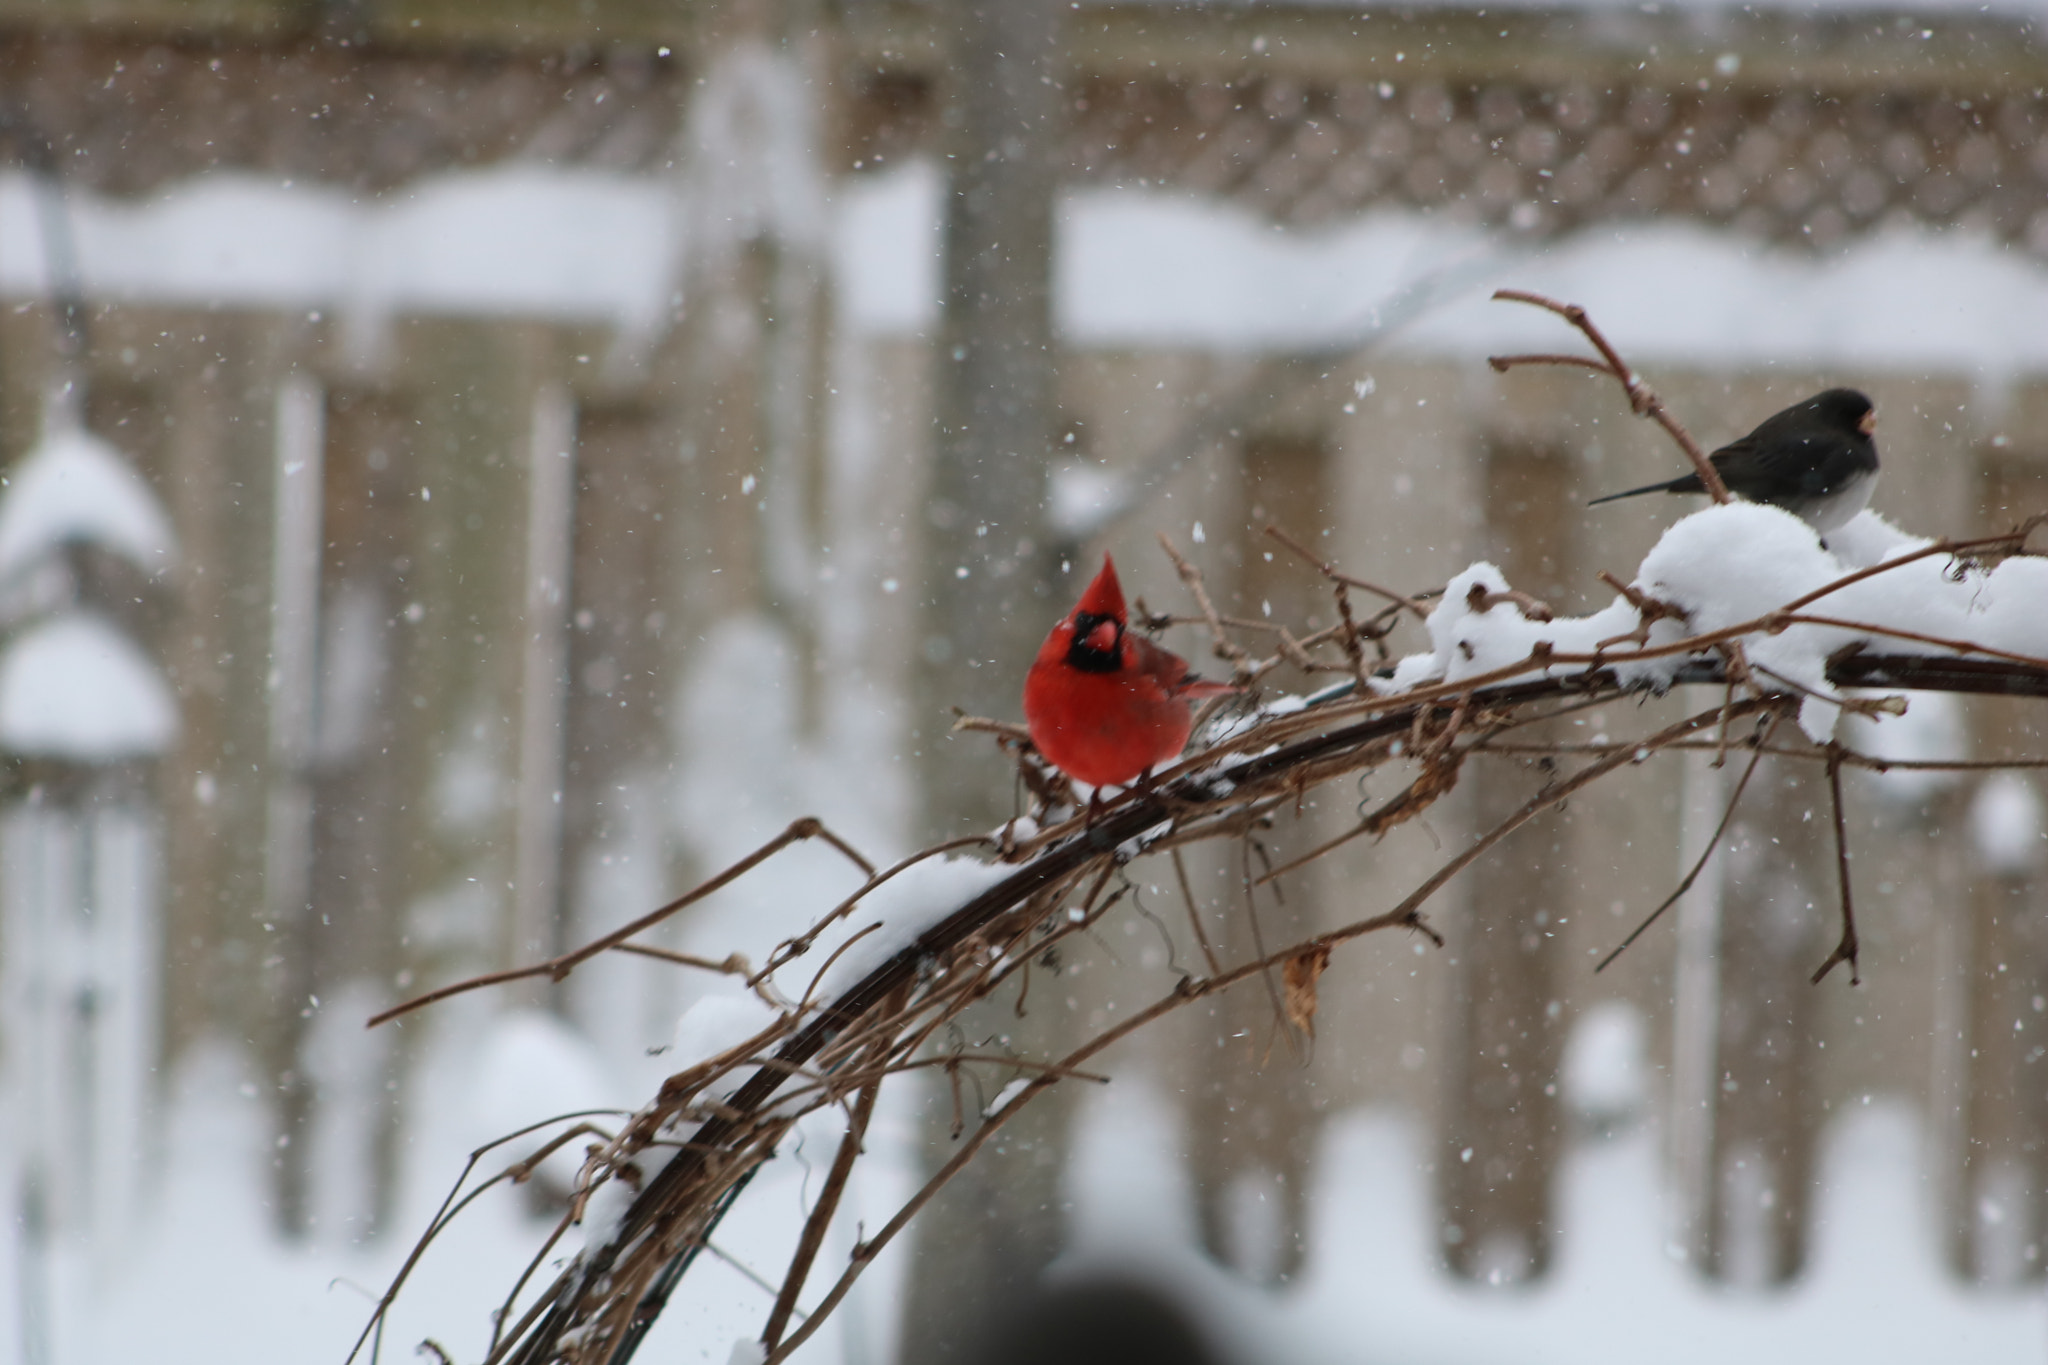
[[350, 295, 2048, 1365]]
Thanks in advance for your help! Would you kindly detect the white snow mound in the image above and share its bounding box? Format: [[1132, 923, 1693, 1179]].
[[811, 853, 1009, 1001], [1383, 505, 2048, 745], [0, 423, 175, 579], [0, 610, 176, 759]]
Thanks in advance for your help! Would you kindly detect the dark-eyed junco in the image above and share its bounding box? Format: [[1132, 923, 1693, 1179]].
[[1589, 388, 1879, 534]]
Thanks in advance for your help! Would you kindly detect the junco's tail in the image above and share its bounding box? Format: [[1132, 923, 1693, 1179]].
[[1587, 471, 1704, 506]]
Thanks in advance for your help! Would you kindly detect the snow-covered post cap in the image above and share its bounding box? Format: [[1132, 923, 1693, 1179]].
[[0, 610, 177, 761], [0, 383, 176, 583]]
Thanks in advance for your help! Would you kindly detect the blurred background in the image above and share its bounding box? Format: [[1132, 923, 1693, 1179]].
[[1, 1, 2046, 1362]]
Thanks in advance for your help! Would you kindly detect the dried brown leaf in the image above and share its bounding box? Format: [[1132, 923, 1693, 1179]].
[[1282, 945, 1331, 1039], [1362, 750, 1464, 836]]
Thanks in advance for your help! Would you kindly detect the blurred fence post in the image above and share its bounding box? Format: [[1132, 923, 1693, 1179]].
[[1957, 774, 2048, 1282], [1701, 760, 1828, 1284], [901, 0, 1068, 1360], [1434, 439, 1578, 1282], [1183, 433, 1333, 1285]]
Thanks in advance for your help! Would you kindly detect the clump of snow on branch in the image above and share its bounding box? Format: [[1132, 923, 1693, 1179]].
[[1380, 562, 1643, 692], [810, 854, 1010, 1001], [1380, 505, 2048, 744], [669, 989, 783, 1101], [1636, 503, 1868, 738]]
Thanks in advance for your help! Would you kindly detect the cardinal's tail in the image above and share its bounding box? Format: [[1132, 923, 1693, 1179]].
[[1587, 472, 1699, 507]]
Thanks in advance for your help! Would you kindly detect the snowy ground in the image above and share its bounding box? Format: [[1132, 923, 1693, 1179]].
[[7, 1022, 2042, 1365]]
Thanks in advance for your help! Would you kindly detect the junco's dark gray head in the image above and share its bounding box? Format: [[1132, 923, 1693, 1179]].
[[1801, 388, 1877, 440]]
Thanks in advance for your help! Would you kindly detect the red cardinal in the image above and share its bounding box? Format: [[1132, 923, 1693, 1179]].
[[1023, 555, 1235, 788]]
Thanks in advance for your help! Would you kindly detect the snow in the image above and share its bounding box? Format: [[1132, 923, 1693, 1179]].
[[20, 1024, 2040, 1365], [0, 611, 177, 760], [1840, 689, 1966, 808], [355, 169, 676, 340], [1408, 220, 2048, 379], [673, 990, 782, 1069], [1379, 558, 1646, 693], [0, 168, 678, 341], [0, 415, 175, 582], [839, 167, 2048, 379], [683, 42, 830, 261], [5, 133, 2045, 1365], [1824, 510, 1929, 570], [1635, 501, 1861, 738], [1380, 504, 2048, 744], [1059, 189, 1485, 351], [1059, 1074, 2047, 1365], [985, 1077, 1034, 1118], [670, 990, 784, 1105], [467, 1009, 631, 1192], [810, 853, 1011, 1002], [1047, 461, 1128, 539], [833, 160, 942, 336], [1559, 1001, 1649, 1127], [1971, 774, 2047, 876], [666, 612, 913, 1027], [15, 162, 2048, 381]]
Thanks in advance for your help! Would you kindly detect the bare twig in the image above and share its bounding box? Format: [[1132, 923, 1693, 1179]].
[[1239, 835, 1296, 1059], [1595, 714, 1779, 972], [762, 887, 1450, 1365], [760, 1075, 880, 1351], [951, 714, 1036, 745], [1487, 288, 1729, 503], [1784, 614, 2048, 673], [367, 819, 869, 1027], [344, 1110, 633, 1365], [1158, 531, 1255, 678], [607, 944, 755, 977], [1170, 845, 1225, 978], [1264, 523, 1432, 622], [1343, 696, 1785, 949], [703, 1240, 792, 1302], [1810, 745, 1862, 986]]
